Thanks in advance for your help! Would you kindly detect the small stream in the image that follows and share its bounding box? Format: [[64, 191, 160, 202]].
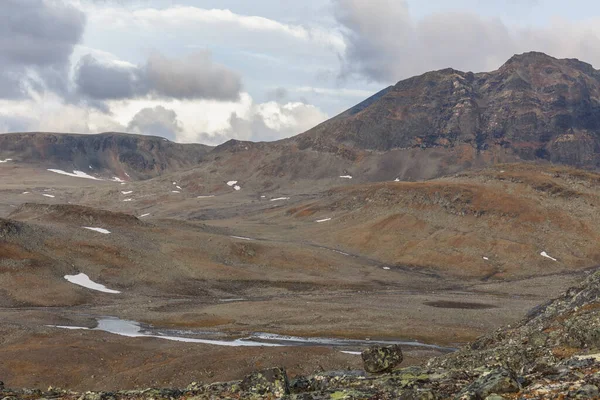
[[49, 317, 456, 354]]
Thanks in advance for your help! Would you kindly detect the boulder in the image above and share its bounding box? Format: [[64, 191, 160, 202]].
[[240, 367, 290, 397], [574, 384, 599, 399], [361, 344, 404, 373], [456, 368, 520, 399]]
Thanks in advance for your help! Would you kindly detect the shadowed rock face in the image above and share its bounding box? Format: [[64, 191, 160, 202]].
[[296, 52, 600, 169], [0, 132, 212, 180]]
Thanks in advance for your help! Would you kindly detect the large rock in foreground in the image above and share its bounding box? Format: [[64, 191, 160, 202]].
[[361, 344, 404, 373], [239, 367, 290, 397]]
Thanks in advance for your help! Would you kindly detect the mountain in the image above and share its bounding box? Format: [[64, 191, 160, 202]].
[[3, 52, 600, 184], [295, 51, 600, 168], [0, 132, 212, 180], [3, 53, 600, 184], [3, 52, 600, 396]]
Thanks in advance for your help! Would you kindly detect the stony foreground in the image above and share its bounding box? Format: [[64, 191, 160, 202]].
[[3, 269, 600, 399]]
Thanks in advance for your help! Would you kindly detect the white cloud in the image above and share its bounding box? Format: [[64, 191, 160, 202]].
[[294, 86, 376, 98], [80, 3, 345, 66], [334, 0, 600, 82], [124, 7, 345, 52], [199, 100, 328, 144], [0, 90, 327, 145], [0, 93, 124, 134]]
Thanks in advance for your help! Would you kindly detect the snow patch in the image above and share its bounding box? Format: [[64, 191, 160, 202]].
[[382, 267, 391, 270], [219, 298, 246, 302], [340, 351, 362, 355], [227, 181, 238, 186], [176, 185, 182, 190], [112, 177, 124, 183], [64, 273, 120, 294], [53, 325, 90, 330], [121, 191, 133, 195], [42, 194, 55, 198], [48, 169, 100, 180], [83, 227, 111, 234], [171, 190, 180, 193], [332, 250, 350, 256], [231, 236, 254, 241], [233, 185, 241, 191], [0, 159, 13, 163], [270, 197, 290, 201], [340, 175, 353, 179], [394, 178, 400, 182], [316, 218, 331, 223], [123, 198, 133, 202], [21, 192, 29, 194], [197, 195, 215, 198], [540, 251, 557, 262], [139, 213, 150, 218]]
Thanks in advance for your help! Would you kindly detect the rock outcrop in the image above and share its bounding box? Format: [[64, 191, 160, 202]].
[[361, 344, 404, 373]]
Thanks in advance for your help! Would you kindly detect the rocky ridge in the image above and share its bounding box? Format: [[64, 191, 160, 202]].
[[3, 268, 600, 399], [0, 132, 212, 180]]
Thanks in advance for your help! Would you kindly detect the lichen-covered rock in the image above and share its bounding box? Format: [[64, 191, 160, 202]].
[[455, 368, 520, 399], [574, 384, 599, 399], [362, 344, 404, 373], [239, 367, 290, 397]]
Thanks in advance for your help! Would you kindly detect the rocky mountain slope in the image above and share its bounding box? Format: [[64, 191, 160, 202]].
[[3, 267, 600, 399], [0, 132, 212, 180], [178, 52, 600, 184], [296, 52, 600, 168]]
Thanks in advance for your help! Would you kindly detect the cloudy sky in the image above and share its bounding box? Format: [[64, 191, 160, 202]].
[[2, 0, 600, 144]]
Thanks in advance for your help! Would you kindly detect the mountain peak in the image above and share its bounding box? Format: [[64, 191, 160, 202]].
[[500, 51, 597, 75], [503, 51, 557, 66], [296, 52, 600, 170]]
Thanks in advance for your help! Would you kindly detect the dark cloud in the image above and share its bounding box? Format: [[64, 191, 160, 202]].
[[145, 52, 242, 101], [75, 51, 242, 101], [75, 55, 141, 100], [127, 106, 182, 140], [0, 0, 86, 98]]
